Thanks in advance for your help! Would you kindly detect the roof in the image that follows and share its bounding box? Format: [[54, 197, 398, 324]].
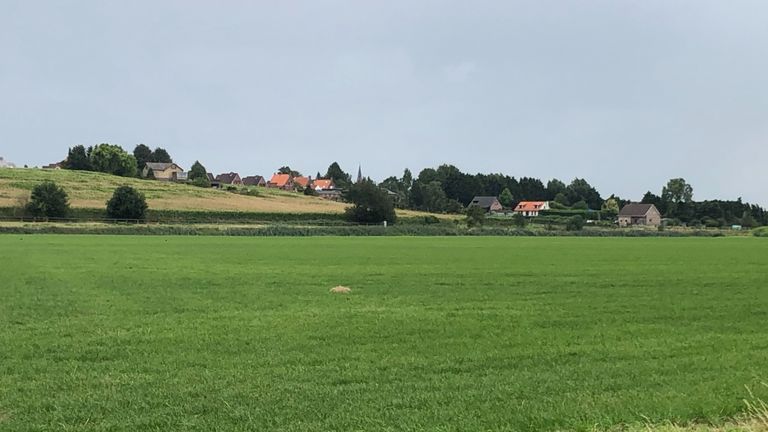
[[469, 196, 501, 209], [206, 173, 215, 182], [242, 175, 265, 186], [145, 162, 181, 171], [294, 176, 310, 188], [269, 173, 292, 187], [515, 201, 547, 211], [216, 172, 241, 184], [619, 203, 657, 217], [313, 179, 334, 190]]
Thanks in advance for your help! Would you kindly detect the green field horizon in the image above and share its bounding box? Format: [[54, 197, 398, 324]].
[[1, 236, 767, 431]]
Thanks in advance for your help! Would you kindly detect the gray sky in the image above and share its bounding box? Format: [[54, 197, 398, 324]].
[[2, 1, 767, 205]]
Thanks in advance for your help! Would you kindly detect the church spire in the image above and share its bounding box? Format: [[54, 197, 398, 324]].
[[356, 164, 363, 183]]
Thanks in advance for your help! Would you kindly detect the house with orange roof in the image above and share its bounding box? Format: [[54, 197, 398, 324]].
[[294, 176, 311, 189], [267, 173, 294, 190], [514, 201, 550, 217], [312, 178, 336, 191]]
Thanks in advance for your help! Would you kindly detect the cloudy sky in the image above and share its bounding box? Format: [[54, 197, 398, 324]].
[[1, 1, 766, 204]]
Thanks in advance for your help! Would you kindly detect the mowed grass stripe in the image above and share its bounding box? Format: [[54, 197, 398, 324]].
[[1, 236, 767, 431]]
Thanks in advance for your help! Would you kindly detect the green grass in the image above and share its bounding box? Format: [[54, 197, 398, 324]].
[[1, 236, 767, 431]]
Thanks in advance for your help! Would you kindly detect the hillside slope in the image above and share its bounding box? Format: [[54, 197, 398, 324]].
[[0, 168, 347, 213]]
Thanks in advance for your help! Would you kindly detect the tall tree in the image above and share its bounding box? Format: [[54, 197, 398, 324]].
[[133, 144, 153, 170], [188, 161, 208, 180], [662, 178, 693, 203], [325, 162, 351, 188], [499, 188, 514, 208], [151, 147, 173, 163], [89, 144, 137, 177], [546, 179, 567, 201], [343, 178, 396, 224], [63, 145, 92, 171], [565, 178, 602, 210]]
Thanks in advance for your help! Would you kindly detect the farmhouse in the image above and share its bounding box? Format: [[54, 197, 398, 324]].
[[42, 162, 63, 169], [468, 196, 503, 213], [313, 179, 336, 190], [618, 203, 662, 227], [242, 175, 266, 187], [267, 173, 294, 190], [216, 172, 243, 185], [514, 201, 550, 217], [294, 176, 311, 189], [143, 162, 184, 180]]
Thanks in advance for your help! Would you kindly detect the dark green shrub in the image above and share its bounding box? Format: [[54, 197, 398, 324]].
[[465, 206, 486, 227], [25, 181, 70, 218], [566, 215, 585, 231], [423, 215, 441, 225], [191, 177, 210, 188], [512, 213, 527, 228], [106, 186, 148, 220]]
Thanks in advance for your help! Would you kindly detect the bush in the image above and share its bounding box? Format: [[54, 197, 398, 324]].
[[754, 227, 768, 237], [106, 186, 148, 220], [512, 212, 527, 228], [25, 181, 70, 218], [303, 185, 317, 196], [571, 200, 589, 210], [423, 215, 441, 224], [191, 177, 210, 188], [465, 206, 486, 227], [566, 215, 585, 231]]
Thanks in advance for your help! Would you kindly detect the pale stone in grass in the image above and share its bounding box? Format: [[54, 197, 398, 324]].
[[330, 286, 351, 294]]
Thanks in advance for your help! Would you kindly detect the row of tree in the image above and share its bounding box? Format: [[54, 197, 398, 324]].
[[63, 144, 175, 178], [377, 164, 603, 213]]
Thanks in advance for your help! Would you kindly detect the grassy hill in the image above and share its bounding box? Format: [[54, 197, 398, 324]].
[[0, 168, 348, 213]]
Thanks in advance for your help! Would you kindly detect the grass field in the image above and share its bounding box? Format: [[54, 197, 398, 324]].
[[1, 236, 767, 431], [0, 168, 346, 213]]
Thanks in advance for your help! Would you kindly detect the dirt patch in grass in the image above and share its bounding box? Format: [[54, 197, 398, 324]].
[[329, 286, 351, 294]]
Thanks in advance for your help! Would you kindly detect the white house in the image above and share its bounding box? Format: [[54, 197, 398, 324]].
[[514, 201, 550, 217]]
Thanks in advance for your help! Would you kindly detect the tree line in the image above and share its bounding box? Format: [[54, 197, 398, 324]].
[[55, 142, 766, 227]]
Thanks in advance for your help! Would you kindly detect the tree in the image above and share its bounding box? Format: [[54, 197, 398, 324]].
[[565, 178, 602, 210], [741, 210, 757, 228], [465, 206, 486, 227], [499, 188, 514, 208], [601, 197, 620, 214], [26, 181, 69, 218], [325, 162, 351, 189], [151, 147, 173, 163], [106, 186, 148, 220], [662, 178, 693, 203], [344, 179, 396, 224], [512, 212, 527, 228], [566, 215, 585, 231], [554, 192, 570, 207], [63, 145, 92, 170], [188, 161, 209, 187], [423, 181, 448, 213], [546, 179, 567, 201], [278, 166, 301, 177], [133, 144, 153, 171], [90, 144, 138, 177]]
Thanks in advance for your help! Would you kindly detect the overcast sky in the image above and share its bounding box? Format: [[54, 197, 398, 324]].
[[1, 1, 766, 204]]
